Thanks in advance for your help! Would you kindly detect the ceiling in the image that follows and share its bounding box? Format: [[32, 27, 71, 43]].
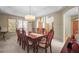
[[65, 7, 78, 16], [0, 6, 63, 17]]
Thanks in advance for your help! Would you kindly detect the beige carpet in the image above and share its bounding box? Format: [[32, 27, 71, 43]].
[[0, 33, 64, 53]]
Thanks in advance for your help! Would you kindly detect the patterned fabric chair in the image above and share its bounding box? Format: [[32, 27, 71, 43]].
[[72, 42, 79, 53], [37, 29, 54, 53]]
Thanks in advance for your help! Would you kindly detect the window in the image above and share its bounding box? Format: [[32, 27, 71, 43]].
[[8, 19, 16, 32], [42, 17, 46, 28], [46, 16, 54, 30], [8, 19, 28, 32], [23, 20, 28, 32], [17, 20, 22, 29], [36, 17, 44, 28], [17, 20, 28, 32]]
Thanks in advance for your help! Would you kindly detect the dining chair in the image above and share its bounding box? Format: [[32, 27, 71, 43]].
[[21, 29, 28, 50], [60, 37, 71, 53], [26, 32, 41, 53], [41, 28, 46, 34], [66, 34, 78, 53], [72, 42, 79, 53], [26, 36, 34, 53], [67, 42, 73, 53], [37, 29, 54, 53], [16, 29, 22, 45], [70, 34, 76, 42], [21, 30, 33, 52]]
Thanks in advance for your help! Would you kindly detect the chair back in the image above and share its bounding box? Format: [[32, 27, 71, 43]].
[[71, 34, 76, 42], [21, 29, 27, 41], [22, 29, 26, 35], [16, 29, 21, 37], [47, 29, 54, 44], [41, 28, 45, 34]]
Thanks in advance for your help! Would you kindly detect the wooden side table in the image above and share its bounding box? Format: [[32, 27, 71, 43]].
[[0, 31, 7, 40]]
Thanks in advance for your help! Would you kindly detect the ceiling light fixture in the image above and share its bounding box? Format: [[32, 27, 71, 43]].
[[25, 6, 35, 21]]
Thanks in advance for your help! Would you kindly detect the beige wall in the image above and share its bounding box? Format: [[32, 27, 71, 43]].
[[52, 12, 63, 42], [47, 6, 74, 42], [0, 14, 24, 32], [0, 14, 8, 31], [64, 15, 72, 42]]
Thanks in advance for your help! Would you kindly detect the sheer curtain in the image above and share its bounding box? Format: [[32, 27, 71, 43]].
[[17, 20, 28, 34], [23, 20, 28, 34], [17, 20, 22, 32]]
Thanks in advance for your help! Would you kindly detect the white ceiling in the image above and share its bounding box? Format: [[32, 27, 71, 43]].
[[0, 6, 63, 17], [65, 7, 78, 16]]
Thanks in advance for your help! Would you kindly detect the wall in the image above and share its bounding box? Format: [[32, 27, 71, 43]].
[[0, 14, 8, 31], [47, 11, 63, 42], [52, 12, 63, 42], [64, 15, 71, 42], [46, 16, 54, 30], [0, 14, 24, 32], [48, 6, 74, 42]]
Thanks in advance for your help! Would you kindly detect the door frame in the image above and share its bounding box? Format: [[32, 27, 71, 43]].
[[71, 19, 78, 35]]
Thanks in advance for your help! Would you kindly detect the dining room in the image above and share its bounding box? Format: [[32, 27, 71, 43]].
[[0, 6, 78, 53]]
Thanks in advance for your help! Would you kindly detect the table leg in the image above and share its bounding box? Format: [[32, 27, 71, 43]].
[[36, 45, 38, 53], [3, 33, 5, 40], [33, 42, 36, 53], [33, 40, 38, 53]]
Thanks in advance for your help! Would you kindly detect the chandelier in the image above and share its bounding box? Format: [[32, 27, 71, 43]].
[[25, 6, 35, 21]]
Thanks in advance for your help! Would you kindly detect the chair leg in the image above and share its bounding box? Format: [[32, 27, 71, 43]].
[[22, 42, 23, 48], [27, 45, 29, 53], [50, 45, 52, 53], [36, 45, 38, 53], [22, 41, 26, 50], [24, 42, 26, 50], [33, 42, 36, 53], [19, 40, 21, 46], [45, 48, 47, 53]]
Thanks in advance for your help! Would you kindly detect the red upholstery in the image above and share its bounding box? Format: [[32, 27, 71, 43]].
[[48, 32, 53, 40], [72, 42, 79, 52], [46, 29, 54, 44], [61, 35, 79, 53], [67, 48, 72, 53]]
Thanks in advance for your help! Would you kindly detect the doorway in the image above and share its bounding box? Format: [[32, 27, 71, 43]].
[[72, 20, 78, 35], [63, 7, 78, 42]]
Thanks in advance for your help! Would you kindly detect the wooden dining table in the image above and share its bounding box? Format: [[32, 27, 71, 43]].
[[27, 33, 46, 53]]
